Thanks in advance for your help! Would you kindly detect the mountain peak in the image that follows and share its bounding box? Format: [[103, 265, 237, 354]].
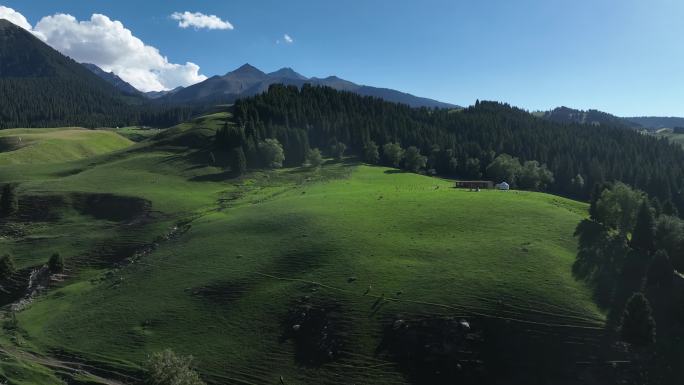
[[268, 67, 307, 80], [229, 63, 265, 76]]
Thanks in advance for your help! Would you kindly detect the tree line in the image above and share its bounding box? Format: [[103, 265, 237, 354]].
[[575, 182, 684, 383], [0, 78, 200, 129], [219, 84, 684, 211]]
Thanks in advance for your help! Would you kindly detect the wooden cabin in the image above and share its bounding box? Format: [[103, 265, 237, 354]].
[[454, 180, 494, 190]]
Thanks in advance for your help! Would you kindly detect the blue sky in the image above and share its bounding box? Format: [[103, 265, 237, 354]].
[[1, 0, 683, 116]]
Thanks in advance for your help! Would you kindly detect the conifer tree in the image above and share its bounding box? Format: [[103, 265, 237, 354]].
[[48, 253, 65, 273], [229, 147, 247, 176], [631, 200, 656, 254], [0, 254, 16, 281], [647, 250, 674, 288], [619, 292, 656, 346], [0, 184, 18, 218]]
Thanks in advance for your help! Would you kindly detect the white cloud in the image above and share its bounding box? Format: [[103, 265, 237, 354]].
[[0, 5, 45, 40], [171, 11, 233, 30], [0, 5, 32, 30], [29, 13, 207, 92], [283, 34, 294, 44]]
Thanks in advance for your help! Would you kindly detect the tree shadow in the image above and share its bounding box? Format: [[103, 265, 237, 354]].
[[189, 170, 236, 182], [383, 169, 404, 174]]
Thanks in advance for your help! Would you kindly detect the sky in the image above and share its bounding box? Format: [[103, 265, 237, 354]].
[[1, 0, 682, 116]]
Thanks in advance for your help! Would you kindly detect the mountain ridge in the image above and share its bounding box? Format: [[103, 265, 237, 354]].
[[160, 63, 459, 108]]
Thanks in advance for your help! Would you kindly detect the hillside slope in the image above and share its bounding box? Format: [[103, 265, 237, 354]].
[[0, 114, 606, 384], [0, 128, 133, 165], [0, 19, 195, 129]]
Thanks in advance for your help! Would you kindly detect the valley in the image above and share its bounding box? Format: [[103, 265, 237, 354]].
[[0, 113, 608, 384]]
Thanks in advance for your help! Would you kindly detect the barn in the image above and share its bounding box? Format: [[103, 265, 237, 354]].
[[455, 181, 494, 190]]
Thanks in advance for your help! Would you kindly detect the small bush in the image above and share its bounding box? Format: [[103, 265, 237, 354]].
[[48, 253, 65, 273], [144, 349, 206, 385], [0, 254, 16, 281], [259, 139, 285, 169], [0, 184, 18, 217], [330, 142, 346, 160], [619, 292, 656, 346], [305, 148, 323, 168]]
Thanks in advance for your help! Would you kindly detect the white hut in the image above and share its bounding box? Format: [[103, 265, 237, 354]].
[[496, 182, 510, 190]]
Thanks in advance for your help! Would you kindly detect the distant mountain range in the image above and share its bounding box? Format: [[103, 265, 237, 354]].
[[540, 107, 684, 131], [83, 61, 457, 108], [622, 116, 684, 130], [153, 63, 459, 108], [81, 63, 141, 96], [540, 107, 641, 129]]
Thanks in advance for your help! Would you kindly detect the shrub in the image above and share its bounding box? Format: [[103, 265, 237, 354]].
[[382, 142, 404, 167], [403, 146, 427, 173], [619, 292, 656, 346], [48, 253, 64, 273], [362, 141, 380, 164], [330, 142, 347, 160], [0, 254, 16, 281], [305, 148, 323, 168], [0, 184, 18, 217], [258, 139, 285, 168], [144, 349, 206, 385]]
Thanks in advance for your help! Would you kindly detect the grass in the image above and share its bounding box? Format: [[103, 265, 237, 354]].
[[107, 126, 163, 142], [0, 128, 133, 165], [0, 111, 604, 384]]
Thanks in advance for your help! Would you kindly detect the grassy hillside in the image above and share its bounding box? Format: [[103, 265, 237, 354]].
[[0, 112, 605, 384], [0, 128, 133, 165]]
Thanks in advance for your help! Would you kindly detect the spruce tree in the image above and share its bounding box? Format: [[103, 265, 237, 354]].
[[0, 254, 16, 281], [619, 292, 656, 346], [305, 148, 323, 168], [48, 253, 65, 273], [229, 147, 247, 176], [589, 183, 605, 221], [631, 200, 655, 254], [0, 184, 18, 218], [647, 250, 674, 288], [362, 141, 380, 164]]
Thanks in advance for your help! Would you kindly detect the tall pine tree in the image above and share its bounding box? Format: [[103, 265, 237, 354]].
[[619, 292, 656, 346], [631, 200, 656, 254]]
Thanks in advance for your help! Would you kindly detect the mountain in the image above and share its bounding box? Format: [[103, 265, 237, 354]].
[[267, 67, 307, 80], [541, 106, 641, 129], [144, 86, 184, 99], [81, 63, 140, 96], [0, 19, 194, 128], [161, 63, 458, 108], [623, 116, 684, 131]]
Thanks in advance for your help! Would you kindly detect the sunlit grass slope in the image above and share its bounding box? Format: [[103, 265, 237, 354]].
[[0, 128, 133, 165], [1, 111, 603, 384]]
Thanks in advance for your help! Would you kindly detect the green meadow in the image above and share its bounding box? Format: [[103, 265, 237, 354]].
[[0, 112, 604, 384]]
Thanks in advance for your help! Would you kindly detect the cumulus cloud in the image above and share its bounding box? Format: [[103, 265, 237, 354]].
[[0, 5, 32, 30], [283, 34, 294, 44], [171, 11, 233, 30], [29, 13, 207, 92]]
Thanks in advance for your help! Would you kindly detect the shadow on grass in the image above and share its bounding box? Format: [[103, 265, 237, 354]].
[[189, 170, 236, 182]]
